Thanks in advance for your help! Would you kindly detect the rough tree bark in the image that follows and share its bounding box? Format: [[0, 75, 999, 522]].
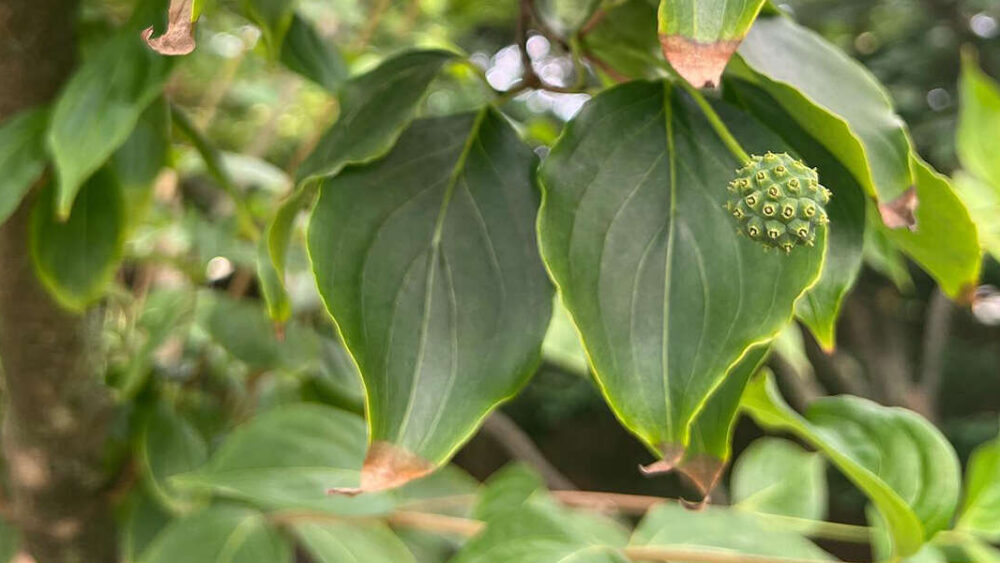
[[0, 0, 119, 561]]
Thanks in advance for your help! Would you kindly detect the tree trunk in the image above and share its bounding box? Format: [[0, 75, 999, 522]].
[[0, 1, 119, 561]]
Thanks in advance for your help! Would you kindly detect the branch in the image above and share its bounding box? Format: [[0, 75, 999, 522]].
[[915, 288, 953, 421], [481, 412, 577, 490]]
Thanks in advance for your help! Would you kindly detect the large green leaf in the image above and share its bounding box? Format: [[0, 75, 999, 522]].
[[174, 403, 395, 515], [292, 521, 415, 563], [279, 14, 348, 92], [657, 0, 766, 87], [735, 16, 913, 206], [297, 50, 457, 184], [265, 50, 457, 321], [731, 437, 827, 522], [957, 432, 1000, 541], [957, 55, 1000, 190], [741, 372, 961, 557], [630, 503, 831, 560], [138, 505, 292, 563], [725, 77, 866, 350], [30, 168, 126, 310], [0, 107, 48, 225], [48, 33, 172, 217], [119, 489, 172, 563], [308, 108, 552, 492], [580, 0, 661, 82], [881, 157, 981, 300], [113, 97, 170, 229], [674, 346, 767, 494], [455, 494, 629, 563], [137, 401, 209, 513], [537, 80, 824, 468]]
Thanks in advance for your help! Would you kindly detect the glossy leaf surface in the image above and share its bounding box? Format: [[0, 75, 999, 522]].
[[731, 437, 827, 521], [279, 14, 348, 92], [308, 109, 552, 491], [537, 80, 824, 465], [297, 50, 456, 184], [725, 76, 865, 350], [957, 433, 1000, 541], [736, 16, 913, 206], [741, 373, 961, 556], [658, 0, 766, 87], [881, 157, 980, 300]]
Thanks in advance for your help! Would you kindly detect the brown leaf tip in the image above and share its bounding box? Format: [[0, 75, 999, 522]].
[[659, 35, 741, 88], [328, 441, 435, 496], [142, 0, 196, 56], [878, 186, 919, 230]]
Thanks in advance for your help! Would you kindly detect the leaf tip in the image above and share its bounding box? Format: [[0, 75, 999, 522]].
[[141, 0, 197, 56], [328, 441, 435, 495], [659, 35, 741, 88]]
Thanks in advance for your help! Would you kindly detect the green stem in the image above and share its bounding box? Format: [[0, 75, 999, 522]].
[[661, 62, 752, 164]]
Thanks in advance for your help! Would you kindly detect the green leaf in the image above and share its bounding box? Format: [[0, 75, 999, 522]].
[[308, 108, 553, 492], [292, 521, 415, 563], [201, 293, 285, 370], [658, 0, 766, 87], [138, 505, 292, 563], [279, 14, 348, 92], [724, 77, 866, 350], [0, 106, 49, 225], [732, 437, 827, 522], [863, 206, 915, 292], [137, 401, 209, 513], [48, 33, 172, 217], [455, 495, 629, 563], [30, 168, 126, 310], [735, 16, 913, 206], [957, 432, 1000, 541], [257, 239, 292, 324], [119, 489, 172, 563], [741, 372, 961, 557], [537, 80, 824, 467], [473, 463, 546, 522], [535, 0, 602, 35], [881, 156, 981, 300], [676, 346, 767, 493], [630, 503, 831, 560], [241, 0, 294, 58], [957, 54, 1000, 189], [113, 97, 171, 228], [173, 403, 395, 515], [954, 172, 1000, 259], [541, 299, 589, 376], [297, 50, 457, 184], [580, 0, 661, 81]]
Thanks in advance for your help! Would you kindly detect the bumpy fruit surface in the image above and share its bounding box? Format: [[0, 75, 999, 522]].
[[725, 152, 830, 253]]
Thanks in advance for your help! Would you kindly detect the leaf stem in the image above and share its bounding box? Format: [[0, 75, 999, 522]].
[[660, 63, 752, 164]]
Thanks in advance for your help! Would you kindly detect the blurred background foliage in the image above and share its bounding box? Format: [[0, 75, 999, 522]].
[[68, 0, 1000, 559]]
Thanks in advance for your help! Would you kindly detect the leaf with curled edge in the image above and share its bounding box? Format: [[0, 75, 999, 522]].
[[309, 109, 552, 493], [741, 371, 961, 557], [142, 0, 196, 56], [657, 0, 766, 88], [537, 80, 824, 483]]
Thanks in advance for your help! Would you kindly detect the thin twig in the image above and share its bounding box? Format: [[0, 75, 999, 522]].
[[482, 412, 577, 490]]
